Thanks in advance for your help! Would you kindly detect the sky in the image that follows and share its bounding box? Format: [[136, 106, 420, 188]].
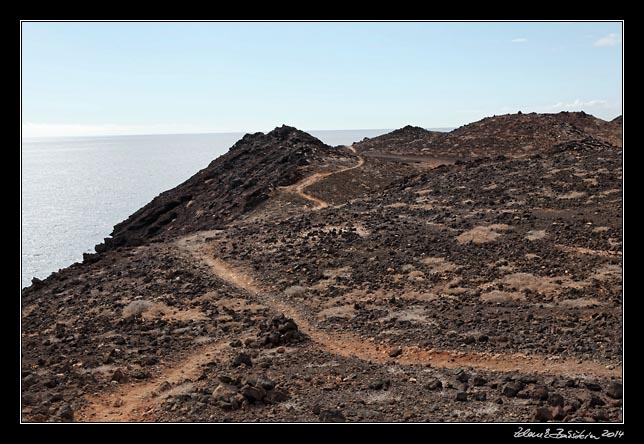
[[22, 21, 623, 138]]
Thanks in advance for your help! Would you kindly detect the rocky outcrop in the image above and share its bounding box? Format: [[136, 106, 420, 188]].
[[355, 125, 445, 155], [355, 112, 622, 157], [98, 125, 352, 251]]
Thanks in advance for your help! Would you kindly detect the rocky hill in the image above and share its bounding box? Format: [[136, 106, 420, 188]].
[[21, 114, 623, 423], [354, 112, 622, 158], [354, 125, 445, 155], [99, 126, 355, 251]]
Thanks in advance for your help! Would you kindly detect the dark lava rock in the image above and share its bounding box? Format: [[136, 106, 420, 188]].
[[502, 381, 524, 398], [111, 368, 126, 382], [456, 391, 468, 402], [531, 385, 549, 401], [606, 382, 622, 399], [472, 392, 487, 402], [472, 376, 487, 387], [232, 353, 253, 368], [23, 374, 39, 388], [548, 392, 564, 407], [131, 369, 151, 380], [455, 369, 469, 383], [388, 347, 403, 358], [319, 409, 346, 423], [369, 380, 390, 390], [257, 375, 276, 391], [584, 381, 602, 391], [142, 356, 159, 366], [534, 407, 553, 422], [240, 384, 266, 403], [57, 404, 74, 421], [257, 315, 307, 348], [589, 395, 606, 407], [218, 375, 234, 384], [212, 383, 244, 410], [230, 339, 242, 348], [552, 406, 566, 420], [265, 389, 289, 404], [424, 379, 443, 391], [592, 409, 610, 422]]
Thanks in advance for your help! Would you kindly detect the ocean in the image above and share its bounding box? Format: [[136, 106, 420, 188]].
[[20, 129, 403, 289]]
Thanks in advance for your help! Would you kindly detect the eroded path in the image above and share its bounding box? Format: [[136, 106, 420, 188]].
[[79, 152, 620, 421], [79, 340, 229, 422], [178, 231, 622, 379], [279, 145, 364, 209]]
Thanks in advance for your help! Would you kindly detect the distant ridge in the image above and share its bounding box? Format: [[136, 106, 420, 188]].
[[354, 112, 622, 157]]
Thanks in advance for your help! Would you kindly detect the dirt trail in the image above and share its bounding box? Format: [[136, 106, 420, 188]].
[[78, 340, 228, 422], [178, 232, 622, 379], [280, 145, 364, 209]]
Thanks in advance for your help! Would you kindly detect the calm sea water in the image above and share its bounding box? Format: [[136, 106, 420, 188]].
[[20, 129, 399, 288]]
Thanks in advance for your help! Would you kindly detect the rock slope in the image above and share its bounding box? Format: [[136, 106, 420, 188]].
[[354, 112, 622, 157], [21, 113, 623, 423], [100, 125, 355, 250]]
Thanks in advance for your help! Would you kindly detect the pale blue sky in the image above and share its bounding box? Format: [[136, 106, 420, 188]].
[[22, 21, 623, 137]]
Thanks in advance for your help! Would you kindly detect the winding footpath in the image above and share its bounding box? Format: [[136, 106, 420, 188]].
[[78, 148, 621, 421], [279, 145, 364, 209], [179, 232, 621, 379]]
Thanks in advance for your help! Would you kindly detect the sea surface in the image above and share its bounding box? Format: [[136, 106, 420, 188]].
[[22, 128, 420, 288]]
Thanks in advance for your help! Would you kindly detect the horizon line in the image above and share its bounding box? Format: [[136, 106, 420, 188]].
[[21, 127, 457, 141]]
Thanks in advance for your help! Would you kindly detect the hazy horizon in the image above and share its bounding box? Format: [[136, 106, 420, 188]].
[[21, 126, 460, 141]]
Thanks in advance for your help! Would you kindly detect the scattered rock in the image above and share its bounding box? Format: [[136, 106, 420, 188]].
[[548, 393, 564, 407], [455, 391, 468, 402], [23, 374, 39, 388], [265, 388, 290, 403], [502, 382, 524, 398], [111, 368, 126, 382], [57, 404, 74, 421], [472, 392, 487, 401], [369, 380, 390, 390], [455, 369, 469, 383], [158, 381, 172, 392], [472, 376, 487, 386], [606, 382, 622, 399], [589, 396, 606, 407], [531, 385, 549, 401], [534, 407, 553, 422], [388, 347, 403, 358], [240, 384, 266, 403], [424, 379, 443, 391], [257, 375, 276, 391], [592, 409, 610, 422], [319, 409, 346, 423], [257, 315, 307, 348], [552, 406, 566, 420], [131, 369, 151, 380], [232, 353, 253, 368]]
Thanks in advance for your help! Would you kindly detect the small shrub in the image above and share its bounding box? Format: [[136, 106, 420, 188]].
[[284, 285, 307, 298], [122, 300, 154, 318]]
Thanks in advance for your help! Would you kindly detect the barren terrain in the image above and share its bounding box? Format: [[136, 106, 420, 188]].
[[21, 112, 623, 423]]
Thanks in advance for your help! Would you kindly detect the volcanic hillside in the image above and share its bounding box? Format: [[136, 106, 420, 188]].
[[21, 113, 623, 423], [101, 126, 356, 250], [354, 112, 622, 158]]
